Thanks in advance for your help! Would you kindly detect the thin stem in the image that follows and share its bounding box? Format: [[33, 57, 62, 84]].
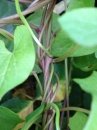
[[65, 58, 69, 129], [35, 123, 42, 130], [0, 19, 39, 32], [43, 110, 55, 130], [18, 0, 32, 4], [50, 72, 60, 103], [40, 6, 48, 29], [21, 114, 42, 130], [60, 107, 90, 114], [39, 6, 53, 43], [2, 0, 52, 21], [15, 0, 52, 57], [44, 103, 60, 130], [33, 72, 43, 97], [0, 29, 13, 41], [53, 45, 78, 63], [64, 0, 67, 11], [42, 64, 54, 103]]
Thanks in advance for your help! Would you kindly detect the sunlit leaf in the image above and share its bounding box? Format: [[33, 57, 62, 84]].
[[0, 25, 35, 99], [67, 0, 95, 11], [58, 8, 97, 47], [69, 112, 88, 130]]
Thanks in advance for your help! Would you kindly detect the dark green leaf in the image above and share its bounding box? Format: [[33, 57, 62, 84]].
[[74, 71, 97, 130], [1, 98, 32, 113], [0, 106, 23, 130], [73, 54, 97, 71]]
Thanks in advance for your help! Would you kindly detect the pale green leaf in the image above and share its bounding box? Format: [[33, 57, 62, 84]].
[[0, 106, 23, 130], [67, 0, 95, 11], [69, 112, 88, 130], [74, 71, 97, 130], [58, 8, 97, 47], [50, 30, 97, 57], [0, 25, 35, 99]]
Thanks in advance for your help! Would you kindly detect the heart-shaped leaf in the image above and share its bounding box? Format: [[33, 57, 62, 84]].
[[74, 71, 97, 130], [0, 25, 35, 99], [58, 8, 97, 47]]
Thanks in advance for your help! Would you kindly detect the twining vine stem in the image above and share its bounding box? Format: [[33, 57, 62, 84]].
[[60, 107, 90, 114], [15, 0, 52, 57]]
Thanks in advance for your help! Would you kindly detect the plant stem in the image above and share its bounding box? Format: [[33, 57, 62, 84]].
[[43, 110, 55, 130], [35, 123, 42, 130], [44, 103, 60, 130], [15, 0, 52, 57], [64, 0, 67, 11], [0, 29, 13, 41], [33, 72, 43, 97], [0, 19, 39, 33], [60, 107, 90, 114], [65, 58, 69, 130], [2, 0, 52, 21], [18, 0, 32, 4], [42, 64, 54, 103], [21, 114, 42, 130], [50, 72, 60, 103]]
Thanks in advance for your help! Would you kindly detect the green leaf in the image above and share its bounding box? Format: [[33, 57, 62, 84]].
[[58, 8, 97, 47], [1, 98, 33, 113], [33, 64, 42, 73], [0, 106, 23, 130], [73, 54, 97, 71], [0, 0, 17, 18], [50, 30, 97, 57], [21, 104, 44, 130], [1, 98, 34, 130], [67, 0, 95, 11], [69, 112, 88, 130], [73, 71, 97, 130], [0, 25, 35, 99]]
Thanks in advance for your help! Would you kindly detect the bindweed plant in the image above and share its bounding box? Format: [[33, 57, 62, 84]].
[[0, 0, 97, 130]]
